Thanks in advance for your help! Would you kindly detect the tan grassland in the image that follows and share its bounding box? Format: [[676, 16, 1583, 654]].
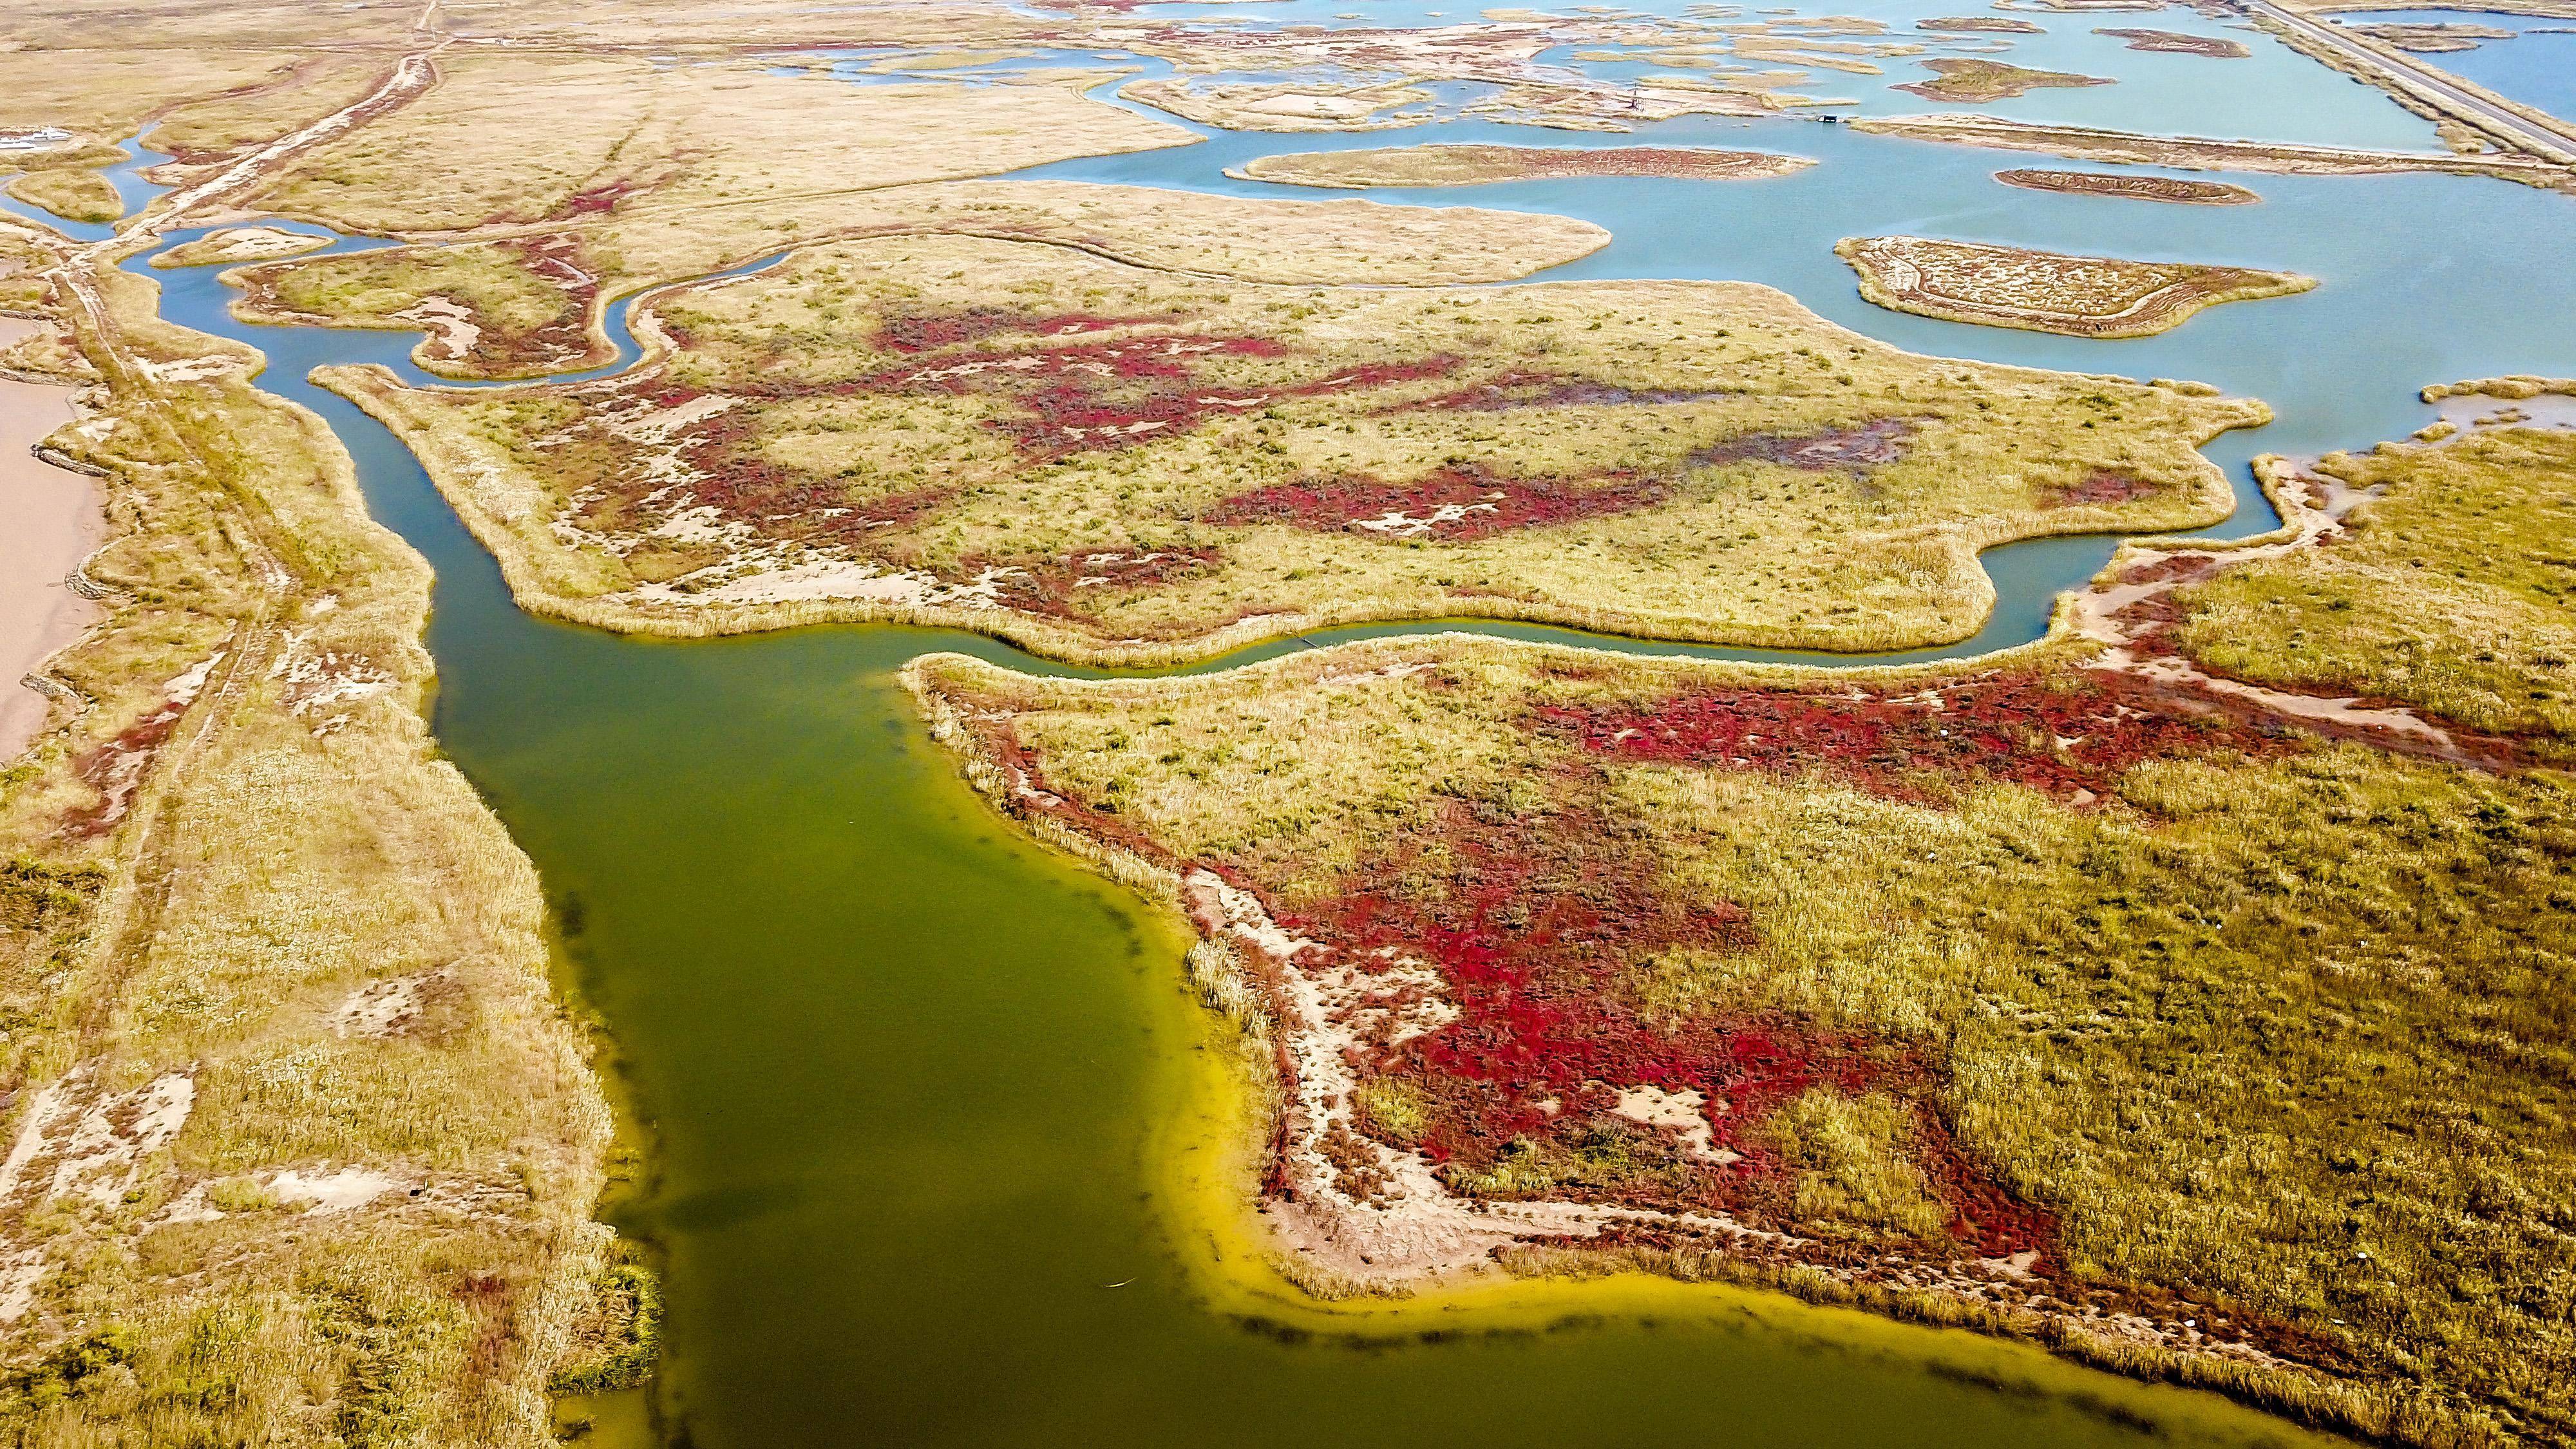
[[318, 229, 2262, 665], [2421, 374, 2576, 402], [1850, 113, 2576, 188], [222, 180, 1613, 381], [1837, 236, 2314, 339], [1894, 59, 2115, 102], [905, 531, 2576, 1444], [1227, 143, 1815, 188], [1121, 79, 1437, 132], [2177, 427, 2576, 740], [247, 52, 1195, 236], [3, 171, 120, 227], [0, 48, 317, 144], [145, 55, 408, 162], [0, 0, 422, 52], [0, 31, 627, 1443]]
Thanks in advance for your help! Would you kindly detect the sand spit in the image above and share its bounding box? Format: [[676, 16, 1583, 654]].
[[0, 317, 104, 761]]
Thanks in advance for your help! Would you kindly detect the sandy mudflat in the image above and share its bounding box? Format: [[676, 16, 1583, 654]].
[[0, 317, 103, 760]]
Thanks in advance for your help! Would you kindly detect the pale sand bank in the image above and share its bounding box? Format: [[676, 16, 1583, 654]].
[[0, 316, 103, 760]]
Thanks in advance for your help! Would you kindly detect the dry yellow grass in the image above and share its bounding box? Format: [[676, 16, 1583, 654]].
[[1119, 78, 1435, 132], [1895, 58, 2113, 102], [2177, 427, 2576, 738], [225, 179, 1613, 380], [0, 190, 612, 1446], [3, 169, 120, 226], [249, 51, 1194, 235], [0, 48, 317, 143], [321, 229, 2262, 664], [909, 628, 2576, 1448]]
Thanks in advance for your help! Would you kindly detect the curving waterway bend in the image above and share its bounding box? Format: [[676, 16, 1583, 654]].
[[32, 33, 2576, 1443]]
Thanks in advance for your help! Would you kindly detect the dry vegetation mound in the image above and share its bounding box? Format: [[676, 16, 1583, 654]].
[[1837, 235, 2315, 338], [1995, 169, 2260, 205], [324, 231, 2261, 663], [147, 225, 331, 269], [2094, 27, 2253, 57], [4, 169, 120, 225], [2177, 427, 2576, 740], [1894, 59, 2113, 102], [248, 52, 1197, 234]]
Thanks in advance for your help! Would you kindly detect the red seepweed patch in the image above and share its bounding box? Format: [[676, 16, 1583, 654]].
[[873, 308, 1177, 354], [979, 545, 1224, 616], [557, 177, 643, 217], [1405, 367, 1734, 413], [1204, 463, 1671, 540], [2045, 468, 2170, 507], [826, 319, 1454, 459], [1689, 415, 1916, 471], [1274, 801, 2054, 1253], [1537, 670, 2306, 807]]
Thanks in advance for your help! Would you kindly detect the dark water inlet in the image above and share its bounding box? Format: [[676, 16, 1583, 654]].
[[48, 21, 2576, 1439]]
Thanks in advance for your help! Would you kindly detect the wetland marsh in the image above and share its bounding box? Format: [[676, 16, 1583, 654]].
[[10, 1, 2575, 1441]]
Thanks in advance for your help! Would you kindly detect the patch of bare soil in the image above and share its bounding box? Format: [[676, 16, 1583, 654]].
[[0, 318, 104, 762]]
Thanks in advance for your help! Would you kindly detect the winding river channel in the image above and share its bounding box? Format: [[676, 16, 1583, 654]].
[[16, 9, 2576, 1440]]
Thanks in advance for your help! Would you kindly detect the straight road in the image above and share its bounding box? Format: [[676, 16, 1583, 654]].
[[2228, 0, 2576, 163]]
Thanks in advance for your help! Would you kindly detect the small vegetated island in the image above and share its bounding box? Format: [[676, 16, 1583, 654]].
[[1995, 168, 2260, 205], [1229, 143, 1815, 189], [909, 399, 2576, 1444], [1837, 235, 2315, 338], [1894, 58, 2112, 102], [1917, 15, 2045, 33], [2094, 27, 2252, 58], [3, 165, 118, 223], [323, 235, 2261, 664]]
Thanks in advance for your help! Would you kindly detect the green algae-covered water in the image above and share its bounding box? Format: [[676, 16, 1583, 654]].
[[75, 3, 2576, 1437]]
